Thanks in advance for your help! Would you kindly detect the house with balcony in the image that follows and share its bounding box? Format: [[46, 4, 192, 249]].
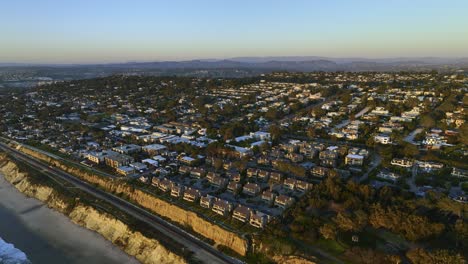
[[257, 170, 270, 181], [270, 172, 283, 182], [200, 195, 214, 208], [86, 150, 118, 164], [232, 205, 253, 223], [227, 181, 242, 193], [228, 172, 241, 182], [261, 190, 276, 204], [452, 168, 468, 178], [296, 180, 312, 191], [374, 134, 392, 145], [212, 199, 234, 216], [283, 178, 296, 190], [391, 158, 414, 168], [179, 165, 191, 175], [345, 154, 364, 166], [243, 183, 261, 196], [104, 153, 134, 168], [171, 185, 185, 198], [190, 167, 205, 178], [377, 171, 400, 182], [116, 166, 135, 177], [247, 168, 258, 178], [157, 179, 173, 192], [311, 166, 329, 177], [183, 188, 201, 202], [249, 211, 270, 228], [275, 195, 295, 208], [207, 174, 228, 188]]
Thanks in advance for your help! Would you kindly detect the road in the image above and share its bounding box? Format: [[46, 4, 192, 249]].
[[357, 152, 382, 183], [404, 128, 423, 145], [0, 142, 239, 264], [406, 164, 419, 193]]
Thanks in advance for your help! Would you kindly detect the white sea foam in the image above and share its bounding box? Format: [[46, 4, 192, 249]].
[[0, 237, 30, 264]]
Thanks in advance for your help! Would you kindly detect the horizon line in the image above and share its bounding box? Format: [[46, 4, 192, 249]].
[[2, 55, 468, 66]]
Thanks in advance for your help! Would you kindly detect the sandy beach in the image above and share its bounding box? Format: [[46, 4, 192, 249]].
[[0, 172, 140, 264]]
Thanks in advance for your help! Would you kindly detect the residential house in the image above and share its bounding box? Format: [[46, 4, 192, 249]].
[[232, 205, 253, 223], [157, 179, 173, 192], [200, 195, 214, 208], [112, 144, 141, 154], [377, 171, 400, 182], [228, 172, 241, 182], [345, 154, 364, 166], [116, 166, 135, 176], [130, 162, 147, 172], [179, 165, 191, 174], [417, 161, 444, 171], [275, 195, 295, 208], [142, 144, 167, 155], [171, 185, 185, 198], [261, 190, 276, 204], [104, 153, 134, 168], [391, 158, 413, 168], [257, 170, 270, 181], [451, 168, 468, 178], [270, 172, 283, 182], [283, 178, 296, 190], [311, 166, 329, 177], [227, 181, 242, 193], [321, 158, 337, 168], [286, 153, 304, 163], [183, 188, 201, 202], [374, 134, 392, 145], [243, 183, 261, 196], [190, 167, 205, 178], [247, 168, 258, 178], [86, 150, 118, 164], [250, 211, 269, 228], [212, 199, 234, 216], [179, 156, 197, 165], [207, 173, 228, 188], [296, 180, 312, 191]]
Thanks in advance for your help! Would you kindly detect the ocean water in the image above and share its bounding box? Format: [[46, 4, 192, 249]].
[[0, 237, 30, 264], [0, 174, 139, 264]]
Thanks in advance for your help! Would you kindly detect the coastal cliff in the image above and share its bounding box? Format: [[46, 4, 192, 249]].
[[17, 146, 248, 256], [0, 154, 187, 264]]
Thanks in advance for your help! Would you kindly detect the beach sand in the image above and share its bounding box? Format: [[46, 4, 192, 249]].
[[0, 172, 140, 264]]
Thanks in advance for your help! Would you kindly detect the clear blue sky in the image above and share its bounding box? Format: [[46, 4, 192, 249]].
[[1, 0, 467, 63]]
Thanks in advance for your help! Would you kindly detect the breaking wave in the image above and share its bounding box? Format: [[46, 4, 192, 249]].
[[0, 237, 31, 264]]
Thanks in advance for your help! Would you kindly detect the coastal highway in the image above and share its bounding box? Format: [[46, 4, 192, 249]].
[[0, 142, 240, 264]]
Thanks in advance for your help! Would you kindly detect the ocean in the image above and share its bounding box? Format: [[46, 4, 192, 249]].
[[0, 173, 139, 264]]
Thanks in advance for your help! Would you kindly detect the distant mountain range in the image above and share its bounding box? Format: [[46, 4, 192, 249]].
[[2, 56, 468, 72], [93, 56, 468, 72], [1, 56, 467, 88]]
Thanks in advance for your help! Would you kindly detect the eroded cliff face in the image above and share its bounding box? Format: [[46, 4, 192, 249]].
[[272, 256, 317, 264], [0, 154, 187, 264], [18, 146, 248, 256], [69, 205, 185, 264]]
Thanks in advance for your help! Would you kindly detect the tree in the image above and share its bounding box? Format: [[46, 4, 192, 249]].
[[319, 224, 337, 240], [406, 248, 464, 264], [334, 210, 368, 232], [265, 107, 280, 121], [401, 142, 419, 157], [268, 124, 284, 143], [307, 127, 316, 138], [420, 114, 435, 128], [459, 123, 468, 145]]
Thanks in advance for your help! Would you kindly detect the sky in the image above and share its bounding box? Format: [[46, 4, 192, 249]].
[[1, 0, 468, 64]]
